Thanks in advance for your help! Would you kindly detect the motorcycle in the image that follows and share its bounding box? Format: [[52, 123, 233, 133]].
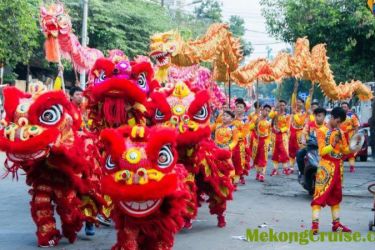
[[297, 136, 319, 195]]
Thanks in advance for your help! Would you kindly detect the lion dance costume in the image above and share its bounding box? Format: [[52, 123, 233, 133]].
[[84, 53, 158, 130], [148, 81, 234, 228], [100, 125, 190, 250], [0, 83, 103, 247]]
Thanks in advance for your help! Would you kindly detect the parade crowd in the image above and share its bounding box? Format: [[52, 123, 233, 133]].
[[211, 90, 360, 234], [0, 3, 371, 249]]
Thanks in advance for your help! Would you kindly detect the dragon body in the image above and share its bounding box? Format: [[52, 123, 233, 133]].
[[231, 37, 373, 101], [40, 3, 104, 72]]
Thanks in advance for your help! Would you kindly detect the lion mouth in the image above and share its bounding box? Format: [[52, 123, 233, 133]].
[[150, 51, 170, 66], [43, 19, 59, 37], [7, 149, 49, 163], [119, 199, 162, 218]]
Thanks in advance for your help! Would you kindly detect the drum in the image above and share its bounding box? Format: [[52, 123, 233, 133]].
[[349, 131, 365, 153]]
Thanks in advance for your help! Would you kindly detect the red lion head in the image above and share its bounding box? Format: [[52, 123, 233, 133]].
[[40, 3, 71, 38], [100, 125, 188, 218], [85, 55, 159, 128], [148, 81, 211, 146], [0, 83, 81, 163]]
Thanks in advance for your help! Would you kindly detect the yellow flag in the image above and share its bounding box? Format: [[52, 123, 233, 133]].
[[53, 75, 62, 90]]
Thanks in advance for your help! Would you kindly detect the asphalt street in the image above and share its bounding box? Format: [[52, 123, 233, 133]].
[[0, 153, 374, 250]]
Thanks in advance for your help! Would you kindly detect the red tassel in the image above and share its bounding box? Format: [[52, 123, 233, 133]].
[[103, 97, 127, 127], [2, 159, 21, 180], [44, 35, 61, 63]]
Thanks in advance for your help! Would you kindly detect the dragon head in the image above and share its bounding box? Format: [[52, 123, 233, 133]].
[[148, 81, 211, 146], [85, 55, 159, 127], [149, 30, 182, 68], [40, 3, 72, 38], [0, 83, 81, 163], [100, 125, 180, 218]]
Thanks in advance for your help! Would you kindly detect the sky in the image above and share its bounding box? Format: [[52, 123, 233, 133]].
[[181, 0, 291, 61], [221, 0, 290, 61]]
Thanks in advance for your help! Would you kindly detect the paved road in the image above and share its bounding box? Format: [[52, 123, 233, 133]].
[[0, 153, 374, 250]]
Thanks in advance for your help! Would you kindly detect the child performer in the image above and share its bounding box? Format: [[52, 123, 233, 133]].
[[232, 98, 251, 184], [212, 110, 239, 184], [311, 107, 354, 234], [250, 104, 272, 182], [269, 100, 291, 176]]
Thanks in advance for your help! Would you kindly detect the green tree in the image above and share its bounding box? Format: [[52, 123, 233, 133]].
[[0, 0, 39, 67], [63, 0, 176, 58], [229, 15, 245, 37], [260, 0, 375, 83], [194, 0, 223, 23]]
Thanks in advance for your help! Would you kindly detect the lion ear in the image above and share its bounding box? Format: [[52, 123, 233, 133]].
[[40, 6, 47, 17], [2, 87, 31, 122], [100, 128, 125, 159]]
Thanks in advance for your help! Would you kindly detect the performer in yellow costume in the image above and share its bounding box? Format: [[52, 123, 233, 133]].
[[289, 91, 310, 173], [250, 104, 272, 182], [311, 107, 354, 234], [269, 100, 291, 176], [232, 98, 251, 185], [212, 110, 239, 186], [212, 110, 239, 150]]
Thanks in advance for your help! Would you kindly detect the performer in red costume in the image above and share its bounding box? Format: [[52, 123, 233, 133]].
[[0, 83, 104, 247], [311, 107, 354, 234], [340, 102, 360, 173], [100, 125, 190, 250], [270, 100, 291, 176], [250, 104, 272, 182], [232, 98, 251, 184], [69, 86, 84, 108]]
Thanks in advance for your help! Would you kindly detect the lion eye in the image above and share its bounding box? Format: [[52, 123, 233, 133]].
[[137, 73, 147, 90], [94, 70, 106, 85], [155, 109, 165, 120], [105, 156, 116, 170], [39, 105, 63, 125], [193, 105, 208, 121], [157, 145, 173, 169]]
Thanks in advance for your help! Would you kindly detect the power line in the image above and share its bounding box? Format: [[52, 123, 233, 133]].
[[251, 41, 285, 45], [246, 29, 268, 34]]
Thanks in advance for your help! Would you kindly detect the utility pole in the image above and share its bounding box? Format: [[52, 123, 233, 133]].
[[266, 46, 272, 60], [80, 0, 89, 89], [0, 63, 3, 85]]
